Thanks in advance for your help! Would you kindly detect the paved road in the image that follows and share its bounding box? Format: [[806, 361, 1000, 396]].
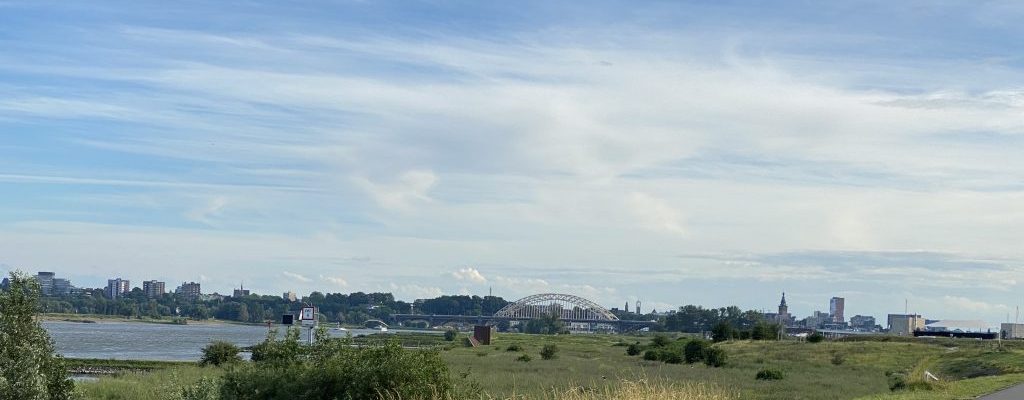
[[979, 384, 1024, 400]]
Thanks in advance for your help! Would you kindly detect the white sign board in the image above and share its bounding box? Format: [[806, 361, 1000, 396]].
[[300, 307, 315, 320]]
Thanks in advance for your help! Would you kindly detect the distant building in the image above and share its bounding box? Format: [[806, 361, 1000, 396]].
[[176, 282, 201, 298], [624, 301, 630, 313], [142, 280, 165, 298], [850, 315, 876, 330], [888, 314, 925, 336], [36, 272, 55, 296], [0, 277, 9, 290], [52, 278, 73, 296], [775, 292, 794, 326], [830, 297, 845, 323], [105, 278, 130, 299], [801, 310, 831, 329], [283, 291, 297, 302], [1001, 323, 1024, 339], [233, 284, 250, 298], [635, 300, 641, 316]]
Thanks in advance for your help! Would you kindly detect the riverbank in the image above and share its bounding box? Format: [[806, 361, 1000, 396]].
[[40, 313, 270, 327], [65, 358, 192, 375]]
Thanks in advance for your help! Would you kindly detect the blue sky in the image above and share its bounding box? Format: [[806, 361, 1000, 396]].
[[3, 1, 1024, 324]]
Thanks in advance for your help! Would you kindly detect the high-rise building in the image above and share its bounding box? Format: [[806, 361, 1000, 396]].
[[830, 297, 845, 323], [105, 278, 130, 299], [176, 282, 201, 298], [36, 272, 55, 296], [624, 301, 630, 313], [143, 280, 165, 298], [283, 291, 297, 302], [52, 278, 72, 296], [635, 300, 641, 315]]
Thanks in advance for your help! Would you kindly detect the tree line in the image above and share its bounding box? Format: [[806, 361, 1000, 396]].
[[30, 284, 767, 333]]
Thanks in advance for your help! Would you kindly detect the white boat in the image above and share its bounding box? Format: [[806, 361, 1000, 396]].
[[335, 327, 348, 331], [378, 326, 388, 332]]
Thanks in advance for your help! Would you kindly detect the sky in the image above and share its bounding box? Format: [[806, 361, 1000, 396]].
[[2, 1, 1024, 325]]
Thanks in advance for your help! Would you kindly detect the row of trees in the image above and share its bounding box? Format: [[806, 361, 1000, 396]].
[[34, 288, 513, 325], [30, 282, 769, 332]]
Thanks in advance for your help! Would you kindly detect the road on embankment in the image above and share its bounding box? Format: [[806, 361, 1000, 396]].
[[979, 384, 1024, 400]]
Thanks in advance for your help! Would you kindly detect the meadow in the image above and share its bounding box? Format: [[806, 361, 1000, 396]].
[[76, 332, 1024, 400]]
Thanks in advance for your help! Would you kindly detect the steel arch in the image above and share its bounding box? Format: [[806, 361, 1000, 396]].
[[493, 293, 619, 321]]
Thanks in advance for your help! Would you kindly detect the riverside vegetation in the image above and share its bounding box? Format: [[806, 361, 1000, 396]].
[[8, 269, 1024, 399]]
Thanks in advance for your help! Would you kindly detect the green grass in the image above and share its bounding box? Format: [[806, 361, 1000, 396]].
[[76, 365, 222, 400], [74, 334, 1024, 400], [854, 373, 1024, 399]]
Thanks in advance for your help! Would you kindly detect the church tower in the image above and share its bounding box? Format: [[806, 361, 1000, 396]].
[[778, 292, 788, 315]]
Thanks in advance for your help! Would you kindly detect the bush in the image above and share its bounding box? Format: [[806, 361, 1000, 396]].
[[444, 329, 458, 341], [756, 368, 785, 380], [703, 347, 727, 367], [180, 376, 220, 400], [0, 271, 74, 400], [506, 344, 523, 352], [643, 350, 661, 361], [218, 327, 470, 400], [540, 344, 559, 360], [516, 354, 532, 362], [200, 341, 242, 366], [661, 351, 683, 364], [684, 340, 709, 364], [651, 335, 671, 347], [807, 332, 825, 343], [626, 343, 642, 356], [831, 353, 845, 366]]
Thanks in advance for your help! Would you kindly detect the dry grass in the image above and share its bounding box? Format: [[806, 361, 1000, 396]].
[[385, 379, 737, 400]]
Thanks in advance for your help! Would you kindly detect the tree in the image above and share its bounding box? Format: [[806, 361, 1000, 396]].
[[711, 321, 734, 342], [650, 335, 671, 347], [200, 341, 242, 366], [0, 271, 74, 399], [444, 329, 458, 341]]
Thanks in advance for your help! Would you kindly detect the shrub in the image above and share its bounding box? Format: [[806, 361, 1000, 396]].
[[651, 335, 671, 347], [807, 332, 825, 343], [200, 341, 242, 366], [180, 376, 220, 400], [756, 368, 784, 380], [643, 350, 661, 361], [661, 351, 684, 364], [703, 347, 727, 367], [626, 343, 642, 356], [540, 344, 559, 360], [444, 329, 458, 341], [218, 328, 468, 400], [831, 353, 845, 366], [0, 271, 74, 400], [684, 340, 709, 364], [506, 344, 523, 352], [516, 354, 532, 362]]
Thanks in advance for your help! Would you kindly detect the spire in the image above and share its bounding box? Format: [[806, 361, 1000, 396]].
[[780, 292, 787, 307]]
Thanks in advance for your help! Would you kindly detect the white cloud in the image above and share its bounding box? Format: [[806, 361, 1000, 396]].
[[320, 275, 348, 288], [388, 283, 443, 299], [282, 271, 312, 283], [941, 296, 1009, 313], [628, 192, 686, 235], [184, 196, 229, 226], [451, 267, 486, 283], [354, 170, 437, 211]]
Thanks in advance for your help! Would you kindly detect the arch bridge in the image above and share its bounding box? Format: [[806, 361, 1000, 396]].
[[392, 293, 654, 332]]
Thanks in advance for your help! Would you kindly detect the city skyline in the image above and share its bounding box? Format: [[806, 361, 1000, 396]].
[[3, 1, 1024, 323]]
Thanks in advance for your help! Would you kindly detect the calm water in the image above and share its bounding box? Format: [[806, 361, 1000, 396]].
[[44, 320, 425, 361]]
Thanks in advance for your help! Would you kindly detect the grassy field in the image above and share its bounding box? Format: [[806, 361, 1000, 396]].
[[75, 333, 1024, 400]]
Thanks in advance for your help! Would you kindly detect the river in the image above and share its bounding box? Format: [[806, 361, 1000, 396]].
[[43, 320, 433, 361]]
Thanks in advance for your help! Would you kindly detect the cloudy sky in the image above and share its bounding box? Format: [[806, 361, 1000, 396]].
[[2, 1, 1024, 324]]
